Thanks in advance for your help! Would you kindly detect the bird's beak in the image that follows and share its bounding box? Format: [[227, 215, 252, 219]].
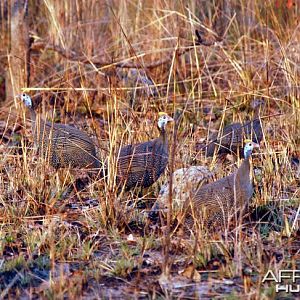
[[253, 142, 260, 149], [167, 116, 174, 122]]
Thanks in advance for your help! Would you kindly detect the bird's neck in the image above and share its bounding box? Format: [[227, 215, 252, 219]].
[[236, 157, 251, 185], [29, 107, 36, 123], [253, 106, 261, 120], [28, 107, 41, 136], [159, 126, 168, 145]]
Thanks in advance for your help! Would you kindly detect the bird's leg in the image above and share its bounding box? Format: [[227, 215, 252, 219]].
[[138, 187, 143, 198], [124, 187, 144, 209], [133, 187, 145, 209], [57, 170, 74, 201]]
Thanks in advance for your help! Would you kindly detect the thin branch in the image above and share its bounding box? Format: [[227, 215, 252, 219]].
[[34, 25, 226, 71], [31, 40, 198, 70]]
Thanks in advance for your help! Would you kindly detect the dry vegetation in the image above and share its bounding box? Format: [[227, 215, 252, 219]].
[[0, 0, 299, 299]]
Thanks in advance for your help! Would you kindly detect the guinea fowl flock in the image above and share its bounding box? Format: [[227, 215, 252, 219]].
[[18, 93, 263, 231]]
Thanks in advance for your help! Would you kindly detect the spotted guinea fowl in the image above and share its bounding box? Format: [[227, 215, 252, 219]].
[[186, 140, 260, 228], [18, 93, 100, 170], [206, 99, 264, 157], [116, 112, 173, 191]]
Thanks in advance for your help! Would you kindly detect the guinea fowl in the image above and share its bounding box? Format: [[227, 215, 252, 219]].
[[116, 112, 173, 192], [186, 140, 260, 228], [18, 93, 100, 170], [206, 99, 264, 157]]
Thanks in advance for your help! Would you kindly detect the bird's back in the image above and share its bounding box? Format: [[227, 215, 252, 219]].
[[188, 173, 235, 226], [206, 104, 264, 157], [117, 137, 168, 190], [244, 118, 263, 144], [206, 122, 243, 156], [34, 119, 99, 169], [186, 155, 254, 228]]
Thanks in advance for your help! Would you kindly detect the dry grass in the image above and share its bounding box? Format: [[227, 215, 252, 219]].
[[0, 0, 299, 299]]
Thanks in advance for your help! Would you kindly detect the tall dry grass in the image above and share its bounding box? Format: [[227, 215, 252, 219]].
[[0, 0, 299, 298]]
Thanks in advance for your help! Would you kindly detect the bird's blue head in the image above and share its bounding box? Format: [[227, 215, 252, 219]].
[[157, 112, 174, 129], [17, 93, 33, 108], [244, 139, 260, 158]]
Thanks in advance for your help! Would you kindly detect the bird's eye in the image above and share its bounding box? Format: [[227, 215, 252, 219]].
[[22, 93, 26, 97]]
